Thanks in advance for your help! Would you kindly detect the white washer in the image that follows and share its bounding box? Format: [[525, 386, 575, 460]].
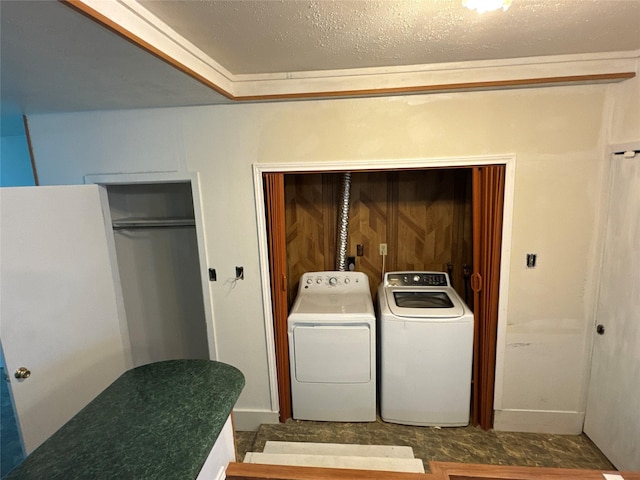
[[378, 271, 474, 426], [288, 271, 376, 422]]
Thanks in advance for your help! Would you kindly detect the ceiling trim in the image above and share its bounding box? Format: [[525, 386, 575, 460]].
[[64, 0, 235, 99], [63, 0, 637, 103], [232, 73, 635, 101]]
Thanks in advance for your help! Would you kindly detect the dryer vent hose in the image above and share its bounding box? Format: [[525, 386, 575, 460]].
[[335, 172, 352, 271]]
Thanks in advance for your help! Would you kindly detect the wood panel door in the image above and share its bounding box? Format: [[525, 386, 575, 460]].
[[392, 169, 472, 299], [347, 171, 391, 297], [394, 169, 456, 271], [284, 174, 336, 307], [284, 170, 472, 299]]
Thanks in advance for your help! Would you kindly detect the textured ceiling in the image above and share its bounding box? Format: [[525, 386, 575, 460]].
[[139, 0, 640, 75], [1, 0, 639, 120]]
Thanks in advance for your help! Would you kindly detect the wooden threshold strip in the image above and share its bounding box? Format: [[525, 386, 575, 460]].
[[61, 1, 634, 102], [225, 462, 640, 480], [225, 462, 435, 480], [429, 461, 640, 480]]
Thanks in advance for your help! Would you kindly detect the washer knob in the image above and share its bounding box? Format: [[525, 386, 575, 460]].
[[344, 277, 350, 284], [306, 277, 313, 285], [413, 275, 421, 282], [316, 277, 322, 284], [329, 277, 338, 286]]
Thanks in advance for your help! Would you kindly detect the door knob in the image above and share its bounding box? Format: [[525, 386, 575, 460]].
[[15, 367, 31, 379], [596, 324, 605, 335]]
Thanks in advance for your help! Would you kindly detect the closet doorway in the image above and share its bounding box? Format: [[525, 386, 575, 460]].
[[259, 159, 508, 430], [87, 172, 215, 368]]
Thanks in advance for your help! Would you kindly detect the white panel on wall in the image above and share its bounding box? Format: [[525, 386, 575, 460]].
[[28, 109, 186, 185]]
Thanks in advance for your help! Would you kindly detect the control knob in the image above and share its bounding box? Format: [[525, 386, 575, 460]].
[[329, 277, 338, 286]]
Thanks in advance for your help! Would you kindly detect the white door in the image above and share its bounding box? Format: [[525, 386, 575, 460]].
[[0, 185, 127, 454], [292, 325, 371, 383], [583, 152, 640, 470]]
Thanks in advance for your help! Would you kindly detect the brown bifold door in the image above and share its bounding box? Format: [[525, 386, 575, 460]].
[[264, 172, 291, 421], [471, 165, 506, 430]]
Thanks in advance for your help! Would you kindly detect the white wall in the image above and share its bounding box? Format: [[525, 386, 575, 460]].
[[608, 70, 640, 145], [27, 82, 620, 431]]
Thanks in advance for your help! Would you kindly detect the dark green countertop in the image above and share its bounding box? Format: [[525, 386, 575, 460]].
[[7, 360, 244, 480]]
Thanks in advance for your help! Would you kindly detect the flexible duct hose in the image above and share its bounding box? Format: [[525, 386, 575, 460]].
[[335, 172, 352, 271]]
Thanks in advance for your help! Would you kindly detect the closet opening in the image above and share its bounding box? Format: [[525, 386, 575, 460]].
[[263, 164, 505, 429], [86, 172, 216, 369], [106, 182, 209, 367]]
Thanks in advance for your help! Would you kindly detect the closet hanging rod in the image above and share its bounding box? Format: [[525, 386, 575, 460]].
[[112, 218, 195, 230]]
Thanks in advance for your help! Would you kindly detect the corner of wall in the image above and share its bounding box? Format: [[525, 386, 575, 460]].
[[232, 409, 279, 432]]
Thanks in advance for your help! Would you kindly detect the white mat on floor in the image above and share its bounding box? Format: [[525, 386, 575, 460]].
[[244, 452, 425, 473], [244, 441, 425, 473], [262, 441, 416, 458]]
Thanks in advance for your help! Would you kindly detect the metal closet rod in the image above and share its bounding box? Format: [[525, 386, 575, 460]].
[[111, 218, 195, 230]]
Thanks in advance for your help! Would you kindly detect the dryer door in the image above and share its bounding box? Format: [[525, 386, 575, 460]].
[[292, 325, 371, 383]]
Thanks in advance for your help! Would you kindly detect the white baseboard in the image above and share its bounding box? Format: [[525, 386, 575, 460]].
[[233, 409, 279, 431], [493, 409, 585, 434], [232, 407, 586, 434]]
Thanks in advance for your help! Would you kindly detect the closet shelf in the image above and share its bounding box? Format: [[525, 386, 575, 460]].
[[112, 217, 195, 230]]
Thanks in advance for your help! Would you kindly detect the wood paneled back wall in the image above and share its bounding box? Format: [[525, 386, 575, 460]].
[[284, 169, 473, 305]]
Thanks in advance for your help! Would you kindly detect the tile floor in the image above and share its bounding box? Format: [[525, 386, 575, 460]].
[[236, 418, 614, 473]]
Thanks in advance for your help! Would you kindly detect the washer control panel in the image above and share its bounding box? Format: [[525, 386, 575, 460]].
[[386, 272, 450, 287], [300, 271, 368, 291]]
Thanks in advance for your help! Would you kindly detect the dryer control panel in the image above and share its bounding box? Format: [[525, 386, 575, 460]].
[[386, 272, 449, 287], [299, 271, 369, 292]]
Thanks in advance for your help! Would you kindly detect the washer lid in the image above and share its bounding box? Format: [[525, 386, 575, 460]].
[[385, 288, 465, 318], [291, 292, 375, 316]]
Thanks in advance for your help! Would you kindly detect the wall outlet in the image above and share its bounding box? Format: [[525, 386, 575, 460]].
[[526, 253, 537, 268], [379, 243, 388, 255]]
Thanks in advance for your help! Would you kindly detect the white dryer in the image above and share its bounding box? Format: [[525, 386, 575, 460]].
[[378, 271, 474, 426], [288, 271, 376, 422]]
